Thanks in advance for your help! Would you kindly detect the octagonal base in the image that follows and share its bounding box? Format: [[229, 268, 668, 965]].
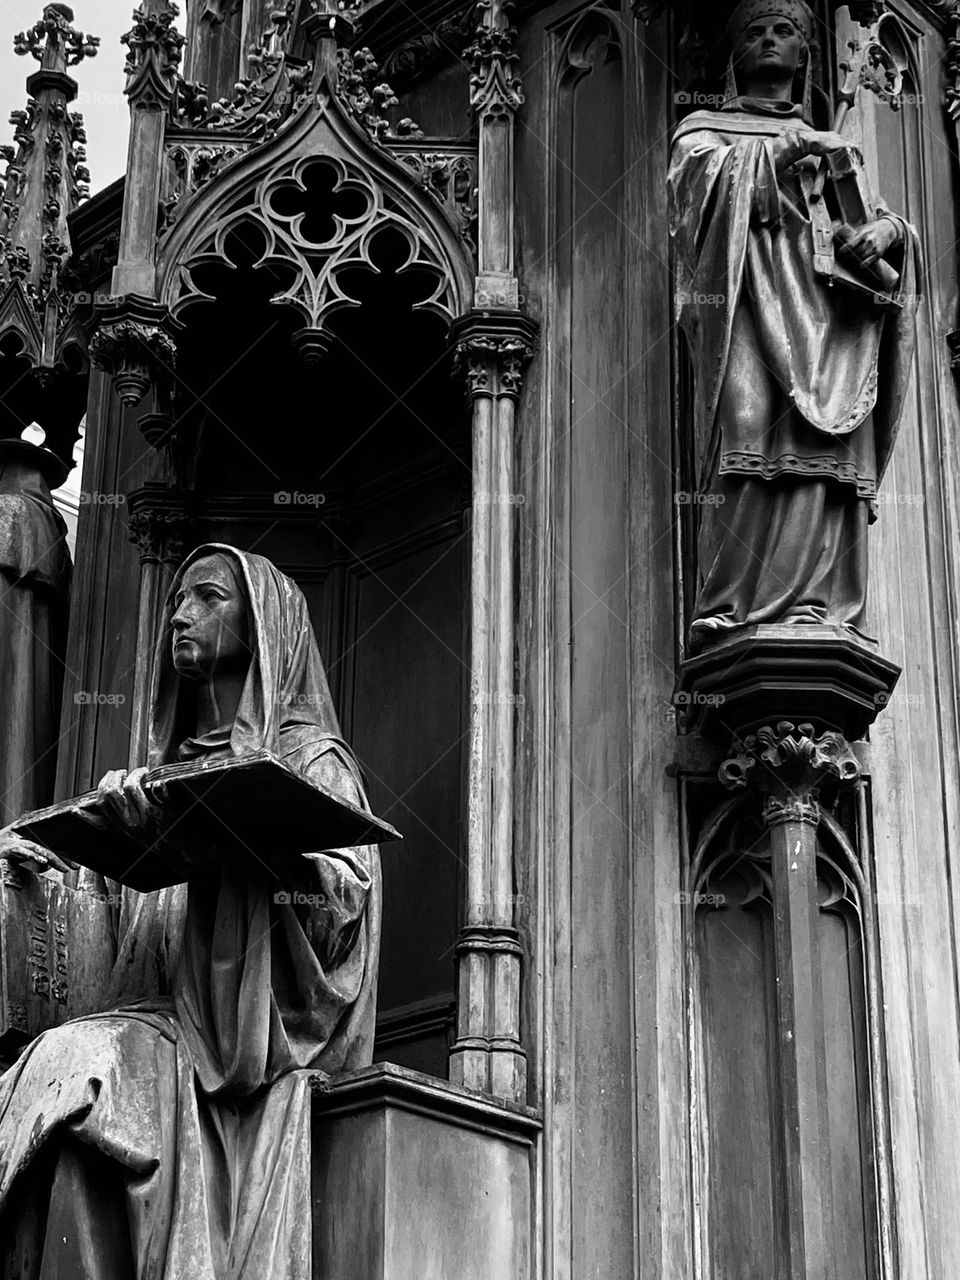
[[676, 624, 901, 742]]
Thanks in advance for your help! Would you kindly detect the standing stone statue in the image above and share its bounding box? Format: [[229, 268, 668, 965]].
[[668, 0, 921, 652], [0, 544, 381, 1279], [0, 436, 71, 828]]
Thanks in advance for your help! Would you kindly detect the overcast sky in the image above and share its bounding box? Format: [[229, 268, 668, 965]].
[[0, 1, 185, 193]]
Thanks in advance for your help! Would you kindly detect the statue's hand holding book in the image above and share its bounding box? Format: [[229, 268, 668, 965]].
[[74, 765, 214, 881]]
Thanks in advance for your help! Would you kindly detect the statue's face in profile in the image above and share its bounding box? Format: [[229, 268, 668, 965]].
[[171, 554, 251, 681], [735, 15, 804, 88]]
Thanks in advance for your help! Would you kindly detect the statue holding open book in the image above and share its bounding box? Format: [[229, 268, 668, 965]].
[[0, 544, 398, 1279]]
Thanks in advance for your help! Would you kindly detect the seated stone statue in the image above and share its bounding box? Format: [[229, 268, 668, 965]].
[[0, 544, 381, 1279]]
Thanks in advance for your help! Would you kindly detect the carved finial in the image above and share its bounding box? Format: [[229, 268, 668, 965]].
[[0, 3, 97, 362], [121, 1, 185, 107], [14, 5, 99, 69], [465, 0, 523, 117]]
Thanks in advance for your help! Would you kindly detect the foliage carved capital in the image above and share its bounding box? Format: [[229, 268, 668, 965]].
[[452, 312, 538, 399], [89, 299, 177, 407], [719, 721, 860, 828]]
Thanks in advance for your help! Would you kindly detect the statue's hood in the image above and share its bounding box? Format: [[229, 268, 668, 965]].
[[148, 542, 343, 768]]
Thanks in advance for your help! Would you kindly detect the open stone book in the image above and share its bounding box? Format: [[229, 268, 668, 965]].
[[9, 749, 402, 892]]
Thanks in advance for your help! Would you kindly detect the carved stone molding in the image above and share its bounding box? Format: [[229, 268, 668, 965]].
[[447, 309, 535, 1104], [719, 720, 861, 828], [171, 1, 310, 140]]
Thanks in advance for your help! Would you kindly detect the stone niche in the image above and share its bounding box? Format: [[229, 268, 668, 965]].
[[312, 1063, 540, 1280]]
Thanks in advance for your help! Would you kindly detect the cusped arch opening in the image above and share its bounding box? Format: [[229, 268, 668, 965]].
[[171, 204, 467, 503]]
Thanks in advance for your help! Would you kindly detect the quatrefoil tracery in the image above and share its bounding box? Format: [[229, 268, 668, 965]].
[[168, 154, 459, 341]]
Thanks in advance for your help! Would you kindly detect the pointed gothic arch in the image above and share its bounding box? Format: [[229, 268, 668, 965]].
[[155, 75, 474, 355]]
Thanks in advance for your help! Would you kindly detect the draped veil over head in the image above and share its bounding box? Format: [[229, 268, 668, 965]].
[[0, 544, 381, 1279], [150, 543, 345, 767]]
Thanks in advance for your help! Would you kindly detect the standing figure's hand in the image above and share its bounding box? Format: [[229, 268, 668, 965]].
[[843, 218, 901, 267]]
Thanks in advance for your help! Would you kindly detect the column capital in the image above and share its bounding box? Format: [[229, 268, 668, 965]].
[[127, 485, 190, 569], [89, 295, 177, 408], [719, 720, 861, 828], [451, 312, 538, 400]]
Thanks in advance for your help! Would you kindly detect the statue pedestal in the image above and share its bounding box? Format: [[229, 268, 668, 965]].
[[676, 624, 901, 741], [311, 1063, 540, 1280]]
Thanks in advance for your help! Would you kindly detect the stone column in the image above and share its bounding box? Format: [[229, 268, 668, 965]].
[[112, 0, 183, 298], [446, 0, 536, 1105], [91, 2, 182, 410], [126, 489, 189, 766], [719, 722, 862, 1280], [449, 316, 535, 1104]]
